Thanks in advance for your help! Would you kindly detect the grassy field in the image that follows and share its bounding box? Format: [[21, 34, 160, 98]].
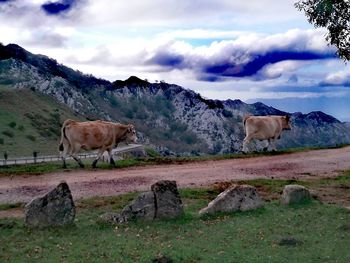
[[0, 174, 349, 263], [0, 85, 85, 157]]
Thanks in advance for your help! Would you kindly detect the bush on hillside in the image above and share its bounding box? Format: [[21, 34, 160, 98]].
[[2, 130, 14, 138], [26, 135, 36, 141], [8, 121, 16, 128], [24, 112, 62, 138]]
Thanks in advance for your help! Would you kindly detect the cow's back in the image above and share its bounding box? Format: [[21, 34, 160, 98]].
[[245, 116, 281, 140], [65, 120, 115, 150]]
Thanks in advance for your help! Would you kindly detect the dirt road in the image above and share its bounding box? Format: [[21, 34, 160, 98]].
[[0, 147, 350, 205]]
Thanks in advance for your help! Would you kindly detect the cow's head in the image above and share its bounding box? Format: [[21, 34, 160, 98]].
[[282, 115, 292, 130], [125, 124, 137, 143]]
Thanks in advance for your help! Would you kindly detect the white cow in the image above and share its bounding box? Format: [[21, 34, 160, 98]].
[[242, 115, 291, 153]]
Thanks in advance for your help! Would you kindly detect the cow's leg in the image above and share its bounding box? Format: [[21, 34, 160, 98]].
[[61, 148, 67, 169], [61, 153, 67, 169], [92, 149, 104, 168], [263, 140, 270, 152], [69, 144, 84, 168], [242, 136, 251, 153], [72, 155, 84, 168], [270, 139, 277, 152], [108, 149, 116, 167], [263, 139, 273, 152], [60, 142, 71, 168]]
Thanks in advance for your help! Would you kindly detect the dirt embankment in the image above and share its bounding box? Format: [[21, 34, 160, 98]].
[[0, 146, 349, 218]]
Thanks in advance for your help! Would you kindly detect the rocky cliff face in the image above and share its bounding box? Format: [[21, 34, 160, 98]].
[[1, 43, 349, 155]]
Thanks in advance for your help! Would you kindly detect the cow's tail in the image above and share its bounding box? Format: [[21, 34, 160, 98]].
[[59, 119, 75, 152], [243, 115, 251, 127]]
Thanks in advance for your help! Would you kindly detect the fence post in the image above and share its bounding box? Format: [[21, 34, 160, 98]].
[[4, 151, 8, 166], [33, 151, 38, 164]]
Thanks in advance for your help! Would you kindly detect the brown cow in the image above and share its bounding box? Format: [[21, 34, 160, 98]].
[[242, 115, 291, 153], [59, 119, 137, 168]]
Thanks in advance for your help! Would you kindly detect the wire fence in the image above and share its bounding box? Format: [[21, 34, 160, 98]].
[[0, 144, 144, 166]]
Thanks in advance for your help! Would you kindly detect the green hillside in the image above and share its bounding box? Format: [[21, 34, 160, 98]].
[[0, 85, 85, 158]]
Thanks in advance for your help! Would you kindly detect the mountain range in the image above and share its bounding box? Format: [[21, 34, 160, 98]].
[[1, 43, 350, 157]]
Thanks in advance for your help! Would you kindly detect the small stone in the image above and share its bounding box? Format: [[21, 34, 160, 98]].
[[152, 254, 173, 263], [99, 212, 122, 224], [278, 236, 302, 246], [339, 224, 350, 232], [281, 184, 311, 205]]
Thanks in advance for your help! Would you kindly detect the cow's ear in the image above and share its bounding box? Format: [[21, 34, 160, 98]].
[[285, 115, 290, 122]]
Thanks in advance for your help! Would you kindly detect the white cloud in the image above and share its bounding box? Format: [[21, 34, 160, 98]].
[[258, 60, 308, 79], [0, 0, 349, 114], [323, 68, 350, 86], [77, 0, 302, 27]]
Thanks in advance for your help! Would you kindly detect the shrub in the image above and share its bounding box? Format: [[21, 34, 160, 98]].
[[17, 125, 25, 131], [8, 121, 16, 128], [212, 142, 223, 154], [180, 133, 198, 145], [170, 122, 188, 133], [107, 96, 119, 107], [222, 109, 233, 118], [2, 130, 14, 138], [26, 135, 36, 141], [0, 138, 4, 144], [145, 147, 160, 157]]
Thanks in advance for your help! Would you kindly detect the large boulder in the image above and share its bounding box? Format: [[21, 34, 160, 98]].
[[100, 180, 183, 224], [152, 180, 183, 219], [25, 181, 75, 228], [281, 184, 311, 205], [199, 184, 264, 215]]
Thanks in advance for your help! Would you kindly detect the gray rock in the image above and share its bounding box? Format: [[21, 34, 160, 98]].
[[278, 236, 303, 246], [25, 181, 75, 228], [100, 192, 155, 224], [152, 254, 173, 263], [100, 180, 183, 224], [199, 184, 264, 215], [281, 184, 311, 205], [119, 191, 156, 222], [152, 180, 183, 219], [99, 212, 121, 223]]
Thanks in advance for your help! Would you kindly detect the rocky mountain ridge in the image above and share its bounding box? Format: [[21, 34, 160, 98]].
[[1, 43, 349, 155]]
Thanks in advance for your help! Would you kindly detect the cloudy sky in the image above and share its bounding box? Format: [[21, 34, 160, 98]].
[[1, 0, 349, 121]]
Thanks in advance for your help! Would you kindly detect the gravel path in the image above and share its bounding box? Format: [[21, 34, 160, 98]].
[[0, 147, 349, 205]]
